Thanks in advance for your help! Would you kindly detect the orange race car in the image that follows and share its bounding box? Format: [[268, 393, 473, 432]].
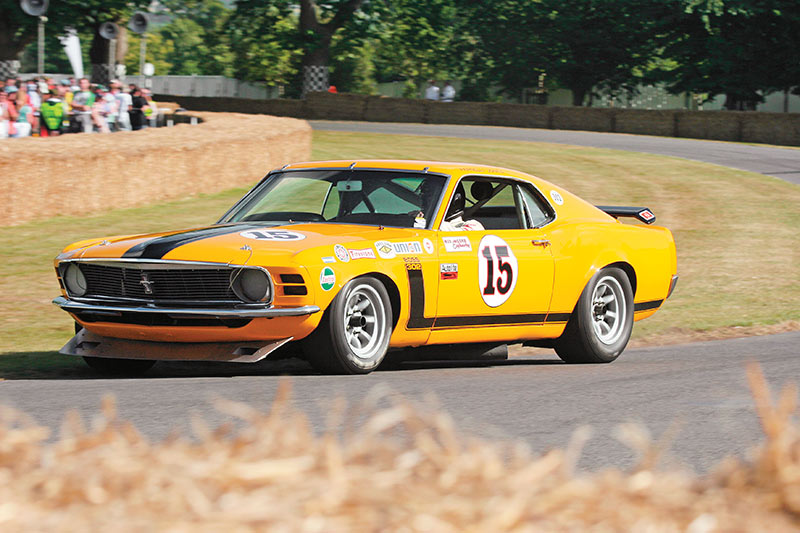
[[53, 160, 677, 374]]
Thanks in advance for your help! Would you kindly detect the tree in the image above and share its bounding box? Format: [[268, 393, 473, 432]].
[[656, 0, 800, 110], [460, 0, 668, 105], [0, 0, 148, 80]]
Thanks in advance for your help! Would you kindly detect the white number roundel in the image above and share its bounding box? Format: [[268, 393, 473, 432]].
[[478, 235, 518, 307]]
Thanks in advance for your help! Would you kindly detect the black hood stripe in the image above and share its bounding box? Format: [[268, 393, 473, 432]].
[[122, 224, 268, 259]]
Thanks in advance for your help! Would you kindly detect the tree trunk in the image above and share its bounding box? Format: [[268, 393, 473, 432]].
[[571, 86, 588, 106], [298, 0, 364, 96]]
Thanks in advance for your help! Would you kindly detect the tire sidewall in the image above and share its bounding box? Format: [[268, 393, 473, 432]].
[[576, 267, 634, 362], [328, 277, 392, 373]]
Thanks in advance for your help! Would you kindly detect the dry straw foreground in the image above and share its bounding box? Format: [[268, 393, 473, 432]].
[[1, 363, 798, 532]]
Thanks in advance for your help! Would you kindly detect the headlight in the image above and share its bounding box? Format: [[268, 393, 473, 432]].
[[63, 264, 87, 297], [231, 268, 271, 303]]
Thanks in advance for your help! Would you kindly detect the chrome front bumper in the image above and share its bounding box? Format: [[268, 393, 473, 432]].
[[52, 296, 320, 319]]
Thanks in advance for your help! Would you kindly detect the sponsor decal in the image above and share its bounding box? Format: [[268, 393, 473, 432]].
[[321, 256, 336, 264], [442, 236, 472, 252], [392, 241, 423, 255], [320, 267, 336, 291], [404, 256, 422, 270], [334, 244, 350, 263], [240, 229, 306, 241], [374, 240, 396, 259], [478, 235, 518, 308], [348, 248, 376, 260], [639, 209, 655, 222], [440, 263, 458, 280], [423, 238, 434, 254], [550, 190, 564, 206]]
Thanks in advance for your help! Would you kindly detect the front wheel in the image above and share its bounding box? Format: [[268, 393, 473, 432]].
[[303, 276, 393, 374], [554, 267, 633, 364]]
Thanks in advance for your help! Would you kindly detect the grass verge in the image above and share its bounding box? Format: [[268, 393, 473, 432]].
[[0, 364, 798, 530], [1, 131, 798, 357]]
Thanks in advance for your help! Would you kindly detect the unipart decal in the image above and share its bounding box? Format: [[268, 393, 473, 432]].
[[374, 240, 396, 259], [320, 267, 336, 291], [440, 263, 458, 280], [240, 229, 306, 241], [422, 238, 434, 254], [334, 244, 350, 262], [348, 248, 376, 260], [549, 190, 564, 206], [392, 241, 423, 255], [442, 236, 472, 252], [478, 235, 518, 308]]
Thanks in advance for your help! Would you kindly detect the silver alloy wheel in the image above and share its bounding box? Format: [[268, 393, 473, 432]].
[[342, 282, 387, 360], [590, 275, 627, 345]]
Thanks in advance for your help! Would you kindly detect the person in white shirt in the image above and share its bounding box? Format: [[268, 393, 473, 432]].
[[110, 80, 132, 131], [424, 80, 440, 100], [441, 80, 456, 102]]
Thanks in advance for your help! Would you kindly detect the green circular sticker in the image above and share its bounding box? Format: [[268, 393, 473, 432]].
[[320, 267, 335, 291]]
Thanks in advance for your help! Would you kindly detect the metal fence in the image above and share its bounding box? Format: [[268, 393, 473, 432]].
[[122, 75, 281, 100]]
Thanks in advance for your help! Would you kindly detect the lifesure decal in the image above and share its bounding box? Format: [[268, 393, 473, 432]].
[[240, 229, 306, 241], [442, 236, 472, 252], [440, 263, 458, 280], [550, 190, 564, 206], [320, 267, 336, 291], [478, 235, 518, 308], [334, 244, 350, 263], [348, 248, 376, 260], [374, 240, 395, 259]]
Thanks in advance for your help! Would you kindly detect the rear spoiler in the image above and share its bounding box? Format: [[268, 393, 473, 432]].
[[596, 206, 656, 224]]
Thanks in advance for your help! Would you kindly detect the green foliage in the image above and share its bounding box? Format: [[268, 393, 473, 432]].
[[656, 0, 800, 109]]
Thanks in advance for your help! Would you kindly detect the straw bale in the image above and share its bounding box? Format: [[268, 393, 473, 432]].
[[0, 364, 799, 531], [0, 112, 312, 226]]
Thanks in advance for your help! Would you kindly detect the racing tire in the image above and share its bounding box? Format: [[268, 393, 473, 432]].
[[303, 276, 392, 374], [554, 267, 633, 364], [82, 356, 156, 376]]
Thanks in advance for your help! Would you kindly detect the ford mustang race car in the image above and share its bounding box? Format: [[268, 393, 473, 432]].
[[53, 160, 677, 374]]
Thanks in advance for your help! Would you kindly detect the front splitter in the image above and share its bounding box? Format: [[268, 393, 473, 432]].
[[60, 329, 293, 363]]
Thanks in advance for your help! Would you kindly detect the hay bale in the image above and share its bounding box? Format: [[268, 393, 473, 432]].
[[0, 112, 312, 226]]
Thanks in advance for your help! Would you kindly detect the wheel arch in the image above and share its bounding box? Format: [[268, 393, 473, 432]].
[[366, 272, 401, 332], [604, 261, 637, 298]]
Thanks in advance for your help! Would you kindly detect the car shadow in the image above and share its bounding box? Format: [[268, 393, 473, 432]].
[[0, 351, 564, 380]]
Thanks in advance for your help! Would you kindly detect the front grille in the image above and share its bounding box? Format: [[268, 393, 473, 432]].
[[79, 263, 237, 302]]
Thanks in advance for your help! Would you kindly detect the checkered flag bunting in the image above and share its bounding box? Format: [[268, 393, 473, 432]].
[[303, 65, 329, 95], [0, 61, 20, 80]]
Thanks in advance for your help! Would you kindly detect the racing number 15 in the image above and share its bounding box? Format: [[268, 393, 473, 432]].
[[482, 245, 513, 295]]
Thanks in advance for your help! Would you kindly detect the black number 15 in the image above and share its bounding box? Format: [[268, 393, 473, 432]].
[[482, 245, 513, 295]]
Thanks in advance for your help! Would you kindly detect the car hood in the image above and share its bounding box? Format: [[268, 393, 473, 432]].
[[61, 223, 418, 264]]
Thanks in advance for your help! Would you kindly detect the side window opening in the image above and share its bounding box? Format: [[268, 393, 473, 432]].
[[517, 183, 554, 228]]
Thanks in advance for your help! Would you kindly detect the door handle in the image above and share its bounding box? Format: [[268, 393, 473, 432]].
[[531, 239, 550, 247]]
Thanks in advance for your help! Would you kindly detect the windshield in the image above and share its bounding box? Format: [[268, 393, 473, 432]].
[[222, 170, 448, 229]]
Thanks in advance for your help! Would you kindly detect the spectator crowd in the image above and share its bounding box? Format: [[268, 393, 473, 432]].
[[0, 76, 159, 139]]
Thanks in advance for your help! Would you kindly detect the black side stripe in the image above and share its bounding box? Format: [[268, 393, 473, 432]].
[[634, 299, 663, 312], [406, 268, 435, 329], [404, 267, 561, 330], [122, 224, 263, 259]]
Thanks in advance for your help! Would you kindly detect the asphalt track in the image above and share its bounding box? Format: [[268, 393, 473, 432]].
[[2, 332, 799, 473], [310, 120, 800, 184], [2, 124, 798, 473]]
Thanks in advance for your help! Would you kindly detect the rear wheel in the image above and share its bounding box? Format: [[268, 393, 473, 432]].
[[554, 267, 633, 364], [303, 276, 392, 374]]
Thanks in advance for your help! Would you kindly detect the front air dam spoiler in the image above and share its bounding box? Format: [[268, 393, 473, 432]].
[[60, 328, 293, 363]]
